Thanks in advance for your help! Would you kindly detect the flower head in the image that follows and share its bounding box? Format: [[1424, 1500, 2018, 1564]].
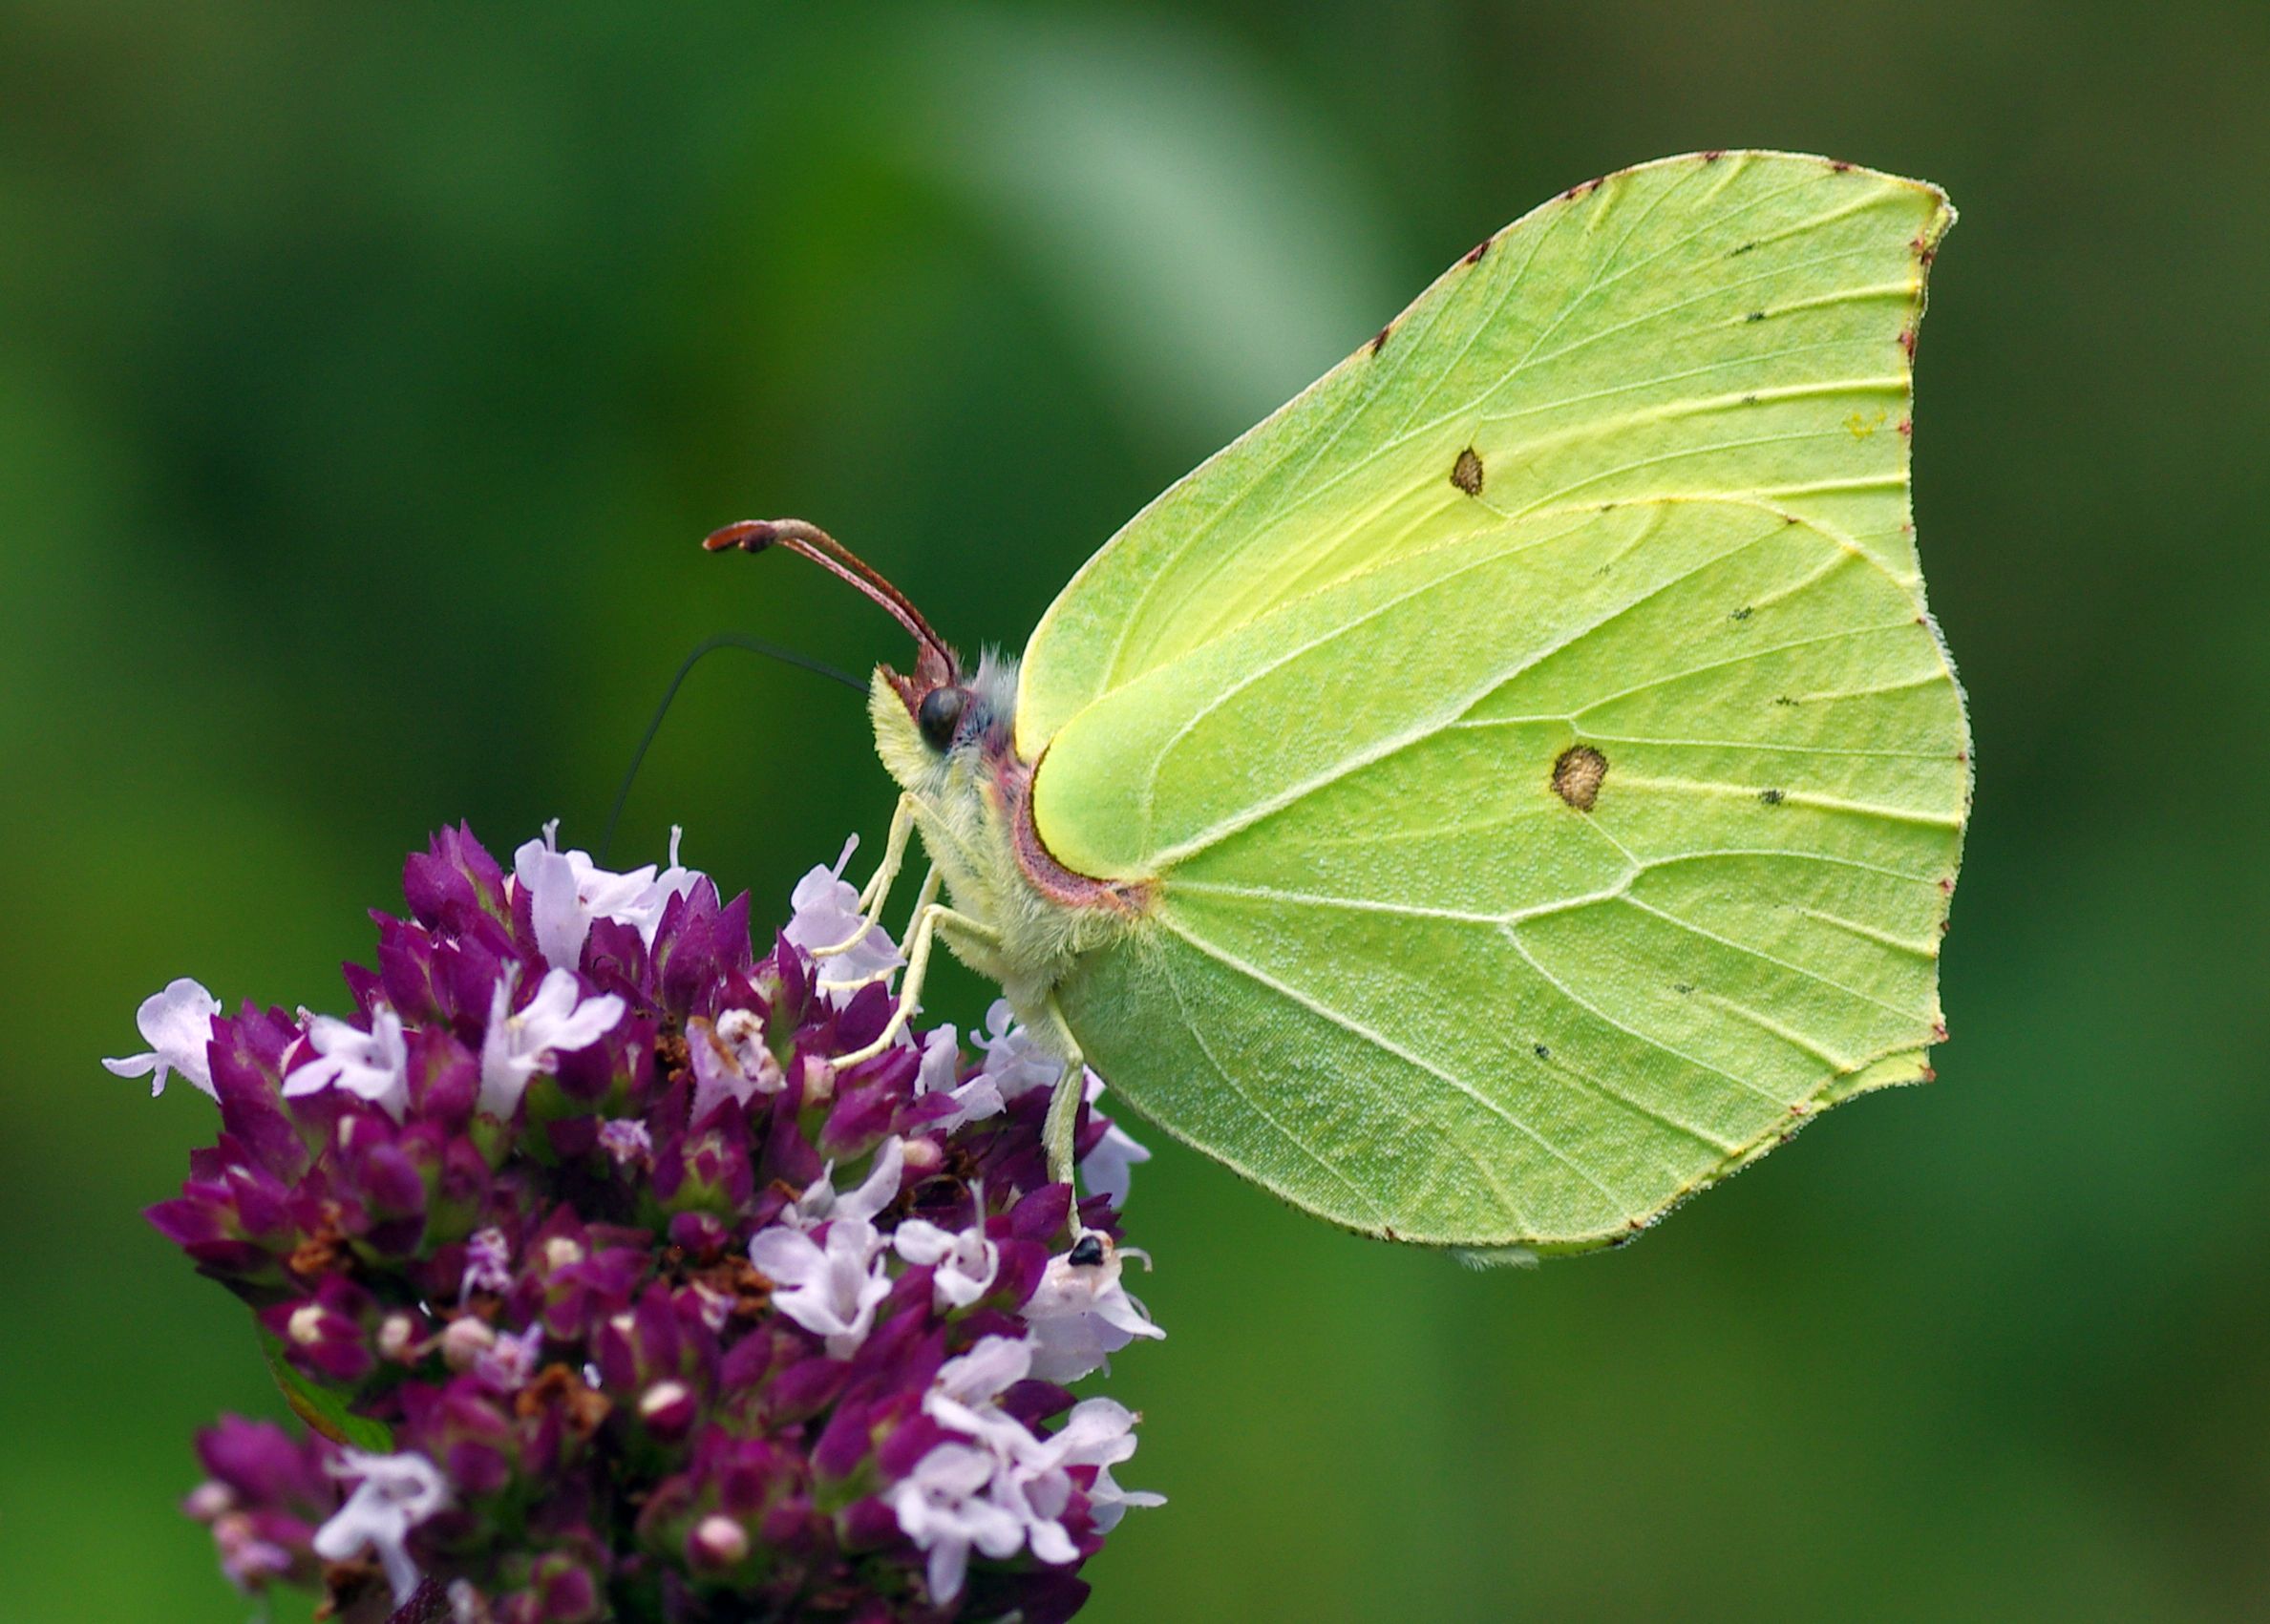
[[142, 823, 1159, 1621]]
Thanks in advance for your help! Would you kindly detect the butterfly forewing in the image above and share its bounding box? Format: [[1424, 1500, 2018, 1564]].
[[1017, 151, 1952, 756]]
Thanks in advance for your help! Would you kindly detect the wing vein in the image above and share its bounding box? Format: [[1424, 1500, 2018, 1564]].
[[1155, 949, 1397, 1226], [1496, 923, 1788, 1107], [1160, 912, 1620, 1219]]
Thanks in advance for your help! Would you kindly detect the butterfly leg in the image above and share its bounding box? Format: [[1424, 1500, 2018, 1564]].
[[829, 900, 998, 1067], [809, 792, 918, 960], [813, 866, 940, 999], [857, 792, 918, 917], [1028, 997, 1092, 1227]]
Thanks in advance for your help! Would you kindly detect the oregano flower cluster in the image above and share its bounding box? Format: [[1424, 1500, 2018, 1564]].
[[113, 824, 1161, 1623]]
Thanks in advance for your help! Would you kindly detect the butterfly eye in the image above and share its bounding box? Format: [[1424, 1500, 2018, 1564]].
[[1068, 1234, 1106, 1267], [917, 685, 967, 750]]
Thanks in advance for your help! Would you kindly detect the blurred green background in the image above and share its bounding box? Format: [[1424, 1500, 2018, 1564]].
[[4, 2, 2265, 1618]]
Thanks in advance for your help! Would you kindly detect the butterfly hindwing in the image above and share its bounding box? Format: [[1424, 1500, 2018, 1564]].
[[1040, 498, 1966, 1247]]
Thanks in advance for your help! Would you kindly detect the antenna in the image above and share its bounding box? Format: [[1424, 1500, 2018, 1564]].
[[601, 631, 863, 864], [704, 517, 958, 684]]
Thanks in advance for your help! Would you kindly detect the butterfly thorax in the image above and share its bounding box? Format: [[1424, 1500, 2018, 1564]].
[[868, 650, 1150, 1027]]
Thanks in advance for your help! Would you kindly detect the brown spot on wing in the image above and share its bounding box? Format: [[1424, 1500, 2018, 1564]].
[[1450, 446, 1484, 496], [1551, 745, 1608, 812], [1462, 237, 1491, 264], [1369, 323, 1392, 356]]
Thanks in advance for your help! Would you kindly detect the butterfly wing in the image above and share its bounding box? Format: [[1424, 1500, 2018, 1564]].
[[1037, 497, 1967, 1248], [1016, 151, 1951, 757], [1017, 152, 1966, 1248]]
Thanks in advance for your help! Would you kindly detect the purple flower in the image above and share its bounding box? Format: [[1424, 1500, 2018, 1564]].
[[134, 824, 1160, 1621], [597, 1118, 652, 1168], [459, 1227, 514, 1301], [686, 1007, 783, 1120]]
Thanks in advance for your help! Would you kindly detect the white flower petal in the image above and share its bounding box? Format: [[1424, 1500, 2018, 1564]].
[[105, 977, 222, 1099], [284, 1010, 411, 1121], [834, 1138, 904, 1225], [924, 1537, 969, 1607], [1079, 1079, 1151, 1209], [937, 1335, 1031, 1407], [893, 1219, 957, 1267], [748, 1227, 823, 1289], [313, 1449, 451, 1607]]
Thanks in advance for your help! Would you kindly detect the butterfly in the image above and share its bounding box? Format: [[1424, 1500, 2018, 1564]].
[[709, 151, 1968, 1255]]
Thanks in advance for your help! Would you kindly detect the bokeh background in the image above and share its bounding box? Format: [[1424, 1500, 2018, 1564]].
[[5, 2, 2266, 1618]]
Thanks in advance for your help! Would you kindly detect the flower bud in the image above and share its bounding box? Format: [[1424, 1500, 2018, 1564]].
[[637, 1379, 698, 1441], [378, 1312, 421, 1362], [687, 1512, 749, 1571], [541, 1236, 584, 1273], [442, 1316, 498, 1371], [181, 1480, 234, 1523]]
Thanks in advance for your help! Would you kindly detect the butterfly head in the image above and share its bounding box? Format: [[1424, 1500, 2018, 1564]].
[[869, 647, 1021, 799]]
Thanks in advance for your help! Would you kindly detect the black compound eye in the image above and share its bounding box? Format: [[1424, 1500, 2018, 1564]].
[[1068, 1234, 1106, 1267], [916, 685, 966, 750]]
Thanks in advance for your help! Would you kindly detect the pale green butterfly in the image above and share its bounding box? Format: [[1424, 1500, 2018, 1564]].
[[709, 150, 1967, 1255]]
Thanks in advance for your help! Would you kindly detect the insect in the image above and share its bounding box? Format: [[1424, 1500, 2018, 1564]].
[[709, 151, 1969, 1255]]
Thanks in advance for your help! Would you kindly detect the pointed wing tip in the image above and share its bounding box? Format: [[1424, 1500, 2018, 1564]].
[[1606, 148, 1956, 229]]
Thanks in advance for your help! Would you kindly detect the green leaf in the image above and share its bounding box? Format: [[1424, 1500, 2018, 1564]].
[[259, 1327, 394, 1453]]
